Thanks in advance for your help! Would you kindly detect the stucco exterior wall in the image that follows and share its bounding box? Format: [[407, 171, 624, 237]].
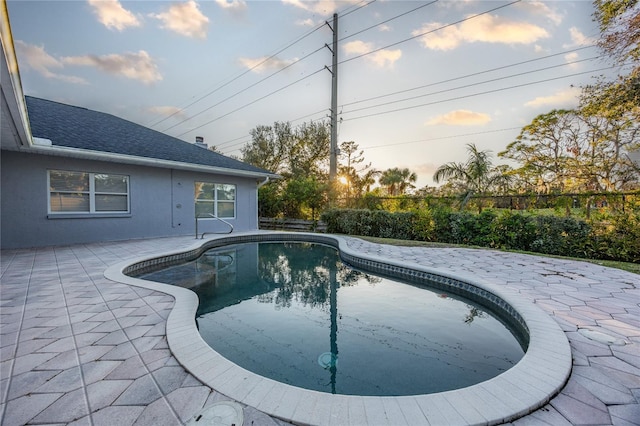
[[1, 151, 260, 249]]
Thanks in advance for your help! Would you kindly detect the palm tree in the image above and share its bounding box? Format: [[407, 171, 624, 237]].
[[433, 143, 511, 211], [398, 168, 418, 194], [358, 168, 381, 194], [379, 167, 417, 196]]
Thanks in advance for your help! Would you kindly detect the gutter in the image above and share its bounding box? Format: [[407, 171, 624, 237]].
[[23, 143, 280, 180], [257, 176, 271, 188], [0, 1, 33, 148]]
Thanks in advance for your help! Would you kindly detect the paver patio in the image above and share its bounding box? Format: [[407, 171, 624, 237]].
[[1, 234, 638, 425]]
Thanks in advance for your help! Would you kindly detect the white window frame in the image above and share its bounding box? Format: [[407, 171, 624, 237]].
[[195, 182, 236, 219], [48, 170, 130, 215]]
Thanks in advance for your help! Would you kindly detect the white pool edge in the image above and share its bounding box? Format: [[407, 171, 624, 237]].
[[104, 231, 572, 426]]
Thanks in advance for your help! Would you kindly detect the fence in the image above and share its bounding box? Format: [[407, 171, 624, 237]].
[[336, 191, 640, 215], [259, 217, 327, 233]]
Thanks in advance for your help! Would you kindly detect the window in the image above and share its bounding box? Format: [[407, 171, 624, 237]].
[[195, 182, 236, 219], [49, 170, 129, 214]]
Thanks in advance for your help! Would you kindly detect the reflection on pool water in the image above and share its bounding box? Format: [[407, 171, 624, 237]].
[[138, 241, 525, 396]]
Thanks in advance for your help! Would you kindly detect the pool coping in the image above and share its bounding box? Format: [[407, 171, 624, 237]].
[[104, 231, 572, 426]]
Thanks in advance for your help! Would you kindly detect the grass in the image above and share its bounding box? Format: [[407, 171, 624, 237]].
[[357, 235, 640, 275]]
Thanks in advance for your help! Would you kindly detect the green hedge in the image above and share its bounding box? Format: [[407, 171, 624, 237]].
[[321, 208, 639, 263]]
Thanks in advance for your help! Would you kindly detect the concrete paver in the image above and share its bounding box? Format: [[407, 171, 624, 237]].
[[1, 234, 638, 425]]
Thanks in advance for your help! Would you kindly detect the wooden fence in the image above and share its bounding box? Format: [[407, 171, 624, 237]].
[[259, 217, 327, 233]]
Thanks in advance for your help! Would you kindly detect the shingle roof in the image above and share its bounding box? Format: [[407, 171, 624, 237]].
[[25, 96, 274, 176]]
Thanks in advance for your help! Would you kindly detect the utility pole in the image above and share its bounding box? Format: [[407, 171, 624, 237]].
[[329, 13, 338, 184]]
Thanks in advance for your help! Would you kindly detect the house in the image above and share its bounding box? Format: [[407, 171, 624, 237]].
[[1, 25, 278, 249]]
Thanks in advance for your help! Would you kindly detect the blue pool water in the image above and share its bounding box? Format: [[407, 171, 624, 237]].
[[138, 241, 525, 396]]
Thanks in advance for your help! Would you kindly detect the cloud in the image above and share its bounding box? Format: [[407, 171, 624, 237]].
[[534, 44, 547, 53], [414, 163, 439, 177], [524, 87, 581, 108], [518, 1, 563, 25], [151, 0, 209, 39], [413, 14, 550, 51], [215, 0, 247, 17], [426, 110, 492, 126], [14, 40, 88, 84], [88, 0, 141, 31], [343, 40, 402, 68], [564, 52, 580, 69], [147, 105, 187, 119], [413, 23, 460, 51], [281, 0, 341, 15], [296, 18, 316, 26], [62, 50, 162, 84], [379, 24, 391, 32], [563, 27, 594, 48], [238, 56, 297, 73]]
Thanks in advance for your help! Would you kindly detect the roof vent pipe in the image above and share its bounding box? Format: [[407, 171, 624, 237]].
[[194, 136, 208, 149]]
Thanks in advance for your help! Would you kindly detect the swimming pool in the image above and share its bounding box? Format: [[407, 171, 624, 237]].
[[110, 232, 572, 425], [135, 241, 526, 396]]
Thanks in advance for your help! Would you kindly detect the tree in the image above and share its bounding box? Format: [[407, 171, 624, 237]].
[[583, 0, 640, 173], [575, 111, 639, 190], [241, 121, 330, 178], [379, 167, 417, 196], [289, 121, 331, 177], [501, 0, 640, 192], [593, 0, 639, 68], [500, 109, 639, 192], [282, 176, 328, 220], [337, 141, 378, 203], [499, 110, 579, 193], [242, 121, 331, 218], [358, 168, 381, 194], [435, 143, 510, 211], [257, 180, 284, 218], [241, 121, 292, 174]]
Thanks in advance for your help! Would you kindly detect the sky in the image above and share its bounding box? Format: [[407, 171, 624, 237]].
[[7, 0, 614, 188]]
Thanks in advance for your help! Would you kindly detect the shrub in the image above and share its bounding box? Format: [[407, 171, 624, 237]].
[[492, 211, 537, 251], [321, 207, 636, 262], [321, 209, 418, 239], [445, 210, 497, 246], [589, 211, 640, 263], [530, 216, 591, 257], [411, 208, 435, 241], [430, 207, 455, 243]]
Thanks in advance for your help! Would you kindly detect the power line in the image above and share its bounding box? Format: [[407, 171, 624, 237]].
[[161, 44, 327, 133], [162, 0, 508, 138], [290, 108, 330, 125], [214, 53, 601, 153], [213, 108, 329, 152], [339, 1, 438, 42], [342, 55, 603, 116], [341, 45, 597, 109], [223, 127, 525, 160], [175, 67, 327, 138], [341, 65, 617, 122], [172, 0, 607, 161], [365, 127, 523, 150], [219, 112, 330, 154], [148, 17, 330, 129], [149, 0, 378, 131], [339, 0, 521, 66], [166, 0, 521, 140], [339, 0, 377, 18], [214, 133, 250, 148], [217, 49, 600, 149], [212, 51, 602, 153]]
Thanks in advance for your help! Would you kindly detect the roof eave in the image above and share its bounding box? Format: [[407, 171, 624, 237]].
[[23, 144, 280, 180], [1, 2, 32, 150]]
